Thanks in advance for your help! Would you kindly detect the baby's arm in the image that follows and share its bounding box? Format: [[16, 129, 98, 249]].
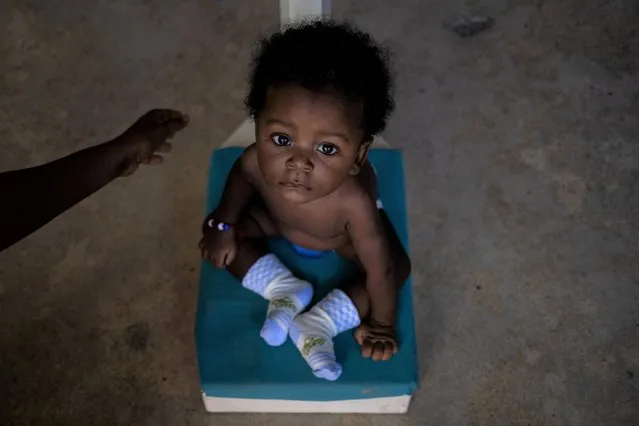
[[200, 145, 259, 267], [205, 144, 258, 227], [345, 191, 397, 326]]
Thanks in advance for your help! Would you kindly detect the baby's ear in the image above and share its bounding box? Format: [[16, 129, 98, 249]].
[[350, 137, 373, 175]]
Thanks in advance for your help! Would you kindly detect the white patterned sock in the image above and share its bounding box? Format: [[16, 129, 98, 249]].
[[289, 289, 361, 381], [242, 254, 313, 346]]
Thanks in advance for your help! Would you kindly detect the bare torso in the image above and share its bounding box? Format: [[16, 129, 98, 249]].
[[242, 145, 378, 252]]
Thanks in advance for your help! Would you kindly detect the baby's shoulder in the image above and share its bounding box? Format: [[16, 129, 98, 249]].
[[340, 160, 377, 202], [335, 174, 377, 215]]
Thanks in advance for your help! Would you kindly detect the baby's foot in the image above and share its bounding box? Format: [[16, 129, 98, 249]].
[[289, 289, 361, 381], [289, 311, 342, 381], [242, 254, 313, 346], [260, 275, 313, 346], [114, 109, 189, 176]]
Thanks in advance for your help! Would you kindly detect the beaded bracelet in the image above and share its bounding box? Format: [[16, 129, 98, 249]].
[[206, 219, 233, 232]]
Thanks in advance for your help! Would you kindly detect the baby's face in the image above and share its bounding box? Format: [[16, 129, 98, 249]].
[[255, 85, 367, 203]]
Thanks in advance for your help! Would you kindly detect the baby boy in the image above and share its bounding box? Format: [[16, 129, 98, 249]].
[[199, 20, 411, 381]]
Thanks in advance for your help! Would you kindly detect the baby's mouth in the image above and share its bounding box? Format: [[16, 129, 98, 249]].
[[280, 181, 311, 192]]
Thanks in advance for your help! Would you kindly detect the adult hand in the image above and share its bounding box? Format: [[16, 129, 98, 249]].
[[113, 109, 189, 176]]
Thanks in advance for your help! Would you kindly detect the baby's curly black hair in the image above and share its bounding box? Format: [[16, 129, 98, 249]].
[[245, 20, 394, 139]]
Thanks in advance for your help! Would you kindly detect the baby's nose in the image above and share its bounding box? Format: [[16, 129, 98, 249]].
[[287, 149, 313, 172]]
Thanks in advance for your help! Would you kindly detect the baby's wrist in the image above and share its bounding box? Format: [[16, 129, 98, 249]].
[[369, 310, 396, 327], [209, 206, 241, 226], [203, 214, 236, 234]]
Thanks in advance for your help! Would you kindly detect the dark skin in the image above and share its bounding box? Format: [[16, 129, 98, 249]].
[[0, 109, 189, 252], [200, 85, 411, 361]]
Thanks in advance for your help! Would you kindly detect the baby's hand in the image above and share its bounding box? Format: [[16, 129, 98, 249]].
[[199, 226, 237, 268], [113, 109, 189, 177], [353, 318, 398, 361]]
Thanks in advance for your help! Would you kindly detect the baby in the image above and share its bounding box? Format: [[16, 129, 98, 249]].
[[199, 21, 411, 381]]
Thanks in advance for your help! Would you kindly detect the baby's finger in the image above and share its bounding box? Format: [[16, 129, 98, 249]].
[[225, 247, 237, 266], [360, 339, 374, 358], [370, 342, 387, 361], [381, 341, 395, 361], [353, 327, 366, 345]]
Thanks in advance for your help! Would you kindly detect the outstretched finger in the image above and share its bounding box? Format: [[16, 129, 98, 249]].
[[148, 109, 184, 123], [166, 114, 189, 133], [156, 142, 172, 153], [143, 155, 163, 165], [162, 109, 186, 122], [145, 110, 189, 142]]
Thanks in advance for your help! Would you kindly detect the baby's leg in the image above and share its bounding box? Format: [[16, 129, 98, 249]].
[[340, 211, 411, 361], [289, 210, 410, 380], [288, 288, 361, 381], [229, 199, 313, 347]]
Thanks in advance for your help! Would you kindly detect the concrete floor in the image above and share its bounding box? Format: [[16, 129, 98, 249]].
[[1, 0, 638, 424]]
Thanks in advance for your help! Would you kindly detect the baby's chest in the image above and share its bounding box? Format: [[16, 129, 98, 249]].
[[263, 196, 346, 238]]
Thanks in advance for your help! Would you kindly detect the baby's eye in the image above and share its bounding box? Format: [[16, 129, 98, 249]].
[[271, 134, 291, 146], [317, 143, 339, 156]]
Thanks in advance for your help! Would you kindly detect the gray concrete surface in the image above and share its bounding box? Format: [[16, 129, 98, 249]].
[[1, 0, 638, 425]]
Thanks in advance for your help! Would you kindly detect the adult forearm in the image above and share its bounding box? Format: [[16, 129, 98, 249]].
[[0, 139, 130, 251]]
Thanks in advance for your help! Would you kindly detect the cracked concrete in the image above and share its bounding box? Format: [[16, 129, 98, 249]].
[[1, 0, 638, 425]]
